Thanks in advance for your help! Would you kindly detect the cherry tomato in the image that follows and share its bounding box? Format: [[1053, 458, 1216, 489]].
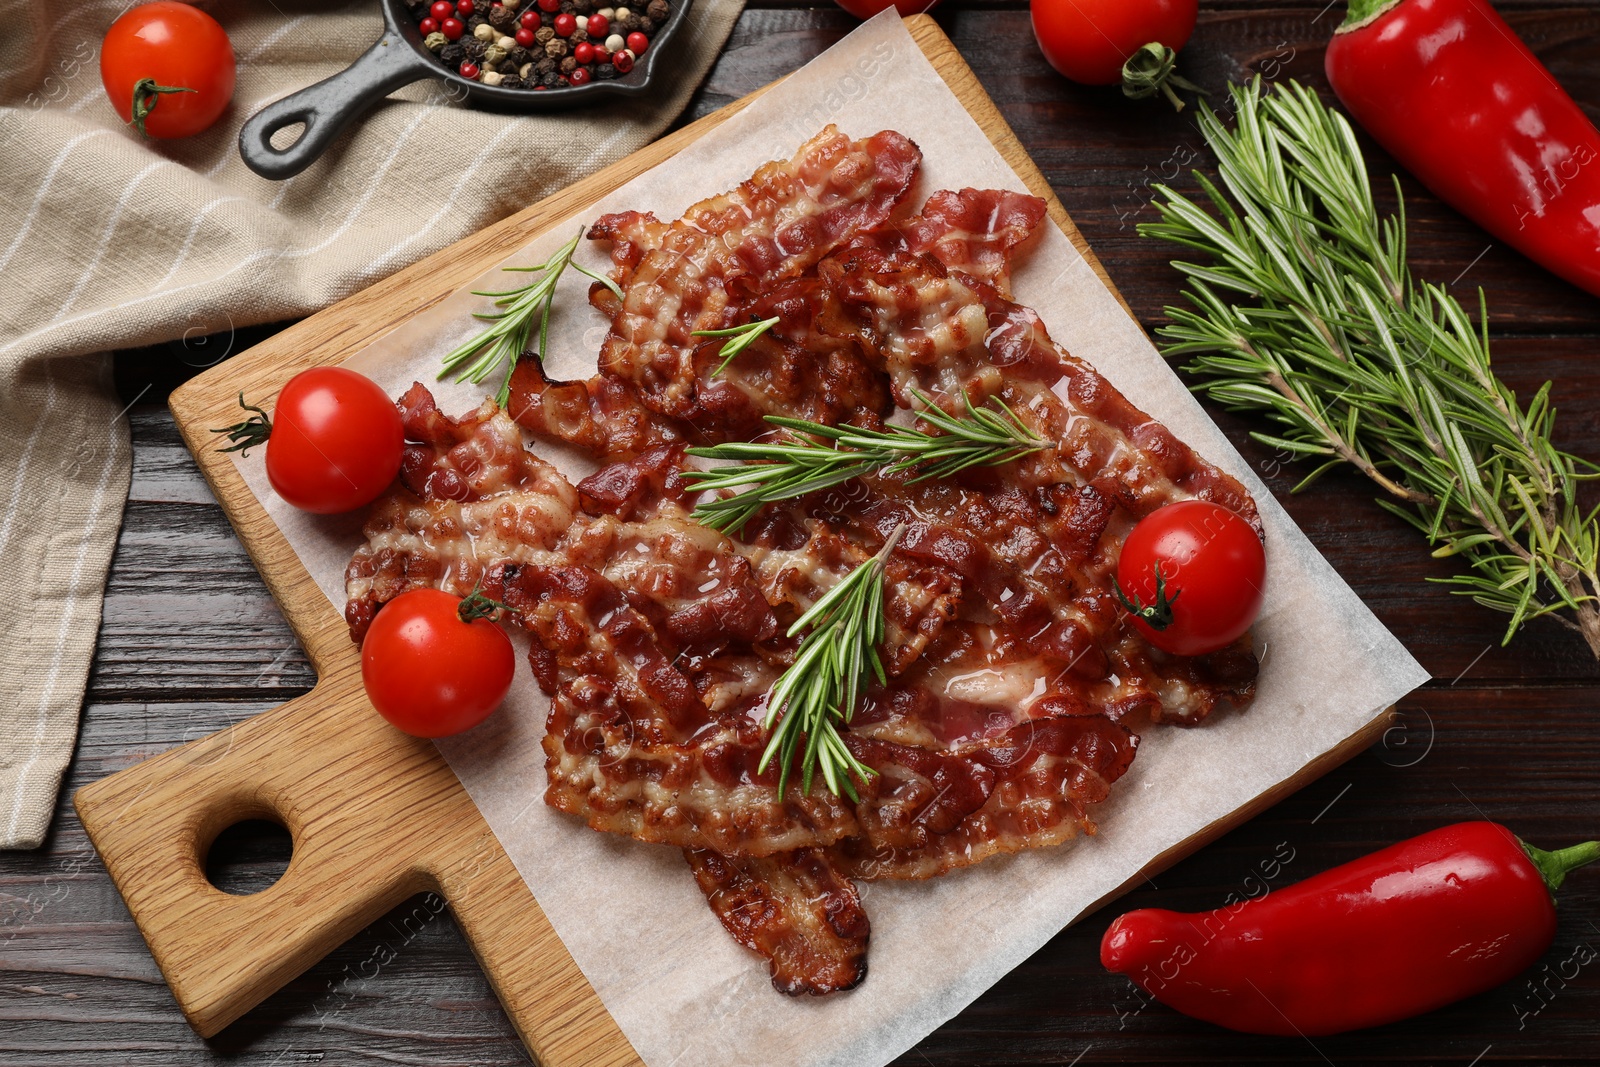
[[830, 0, 939, 18], [216, 367, 403, 513], [1115, 500, 1265, 657], [1030, 0, 1195, 85], [361, 589, 516, 738], [101, 2, 236, 139]]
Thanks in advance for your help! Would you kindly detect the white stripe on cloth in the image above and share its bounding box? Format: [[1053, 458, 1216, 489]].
[[367, 120, 522, 276], [4, 399, 125, 841], [0, 91, 448, 364], [0, 129, 109, 276], [52, 159, 173, 321], [0, 366, 61, 555]]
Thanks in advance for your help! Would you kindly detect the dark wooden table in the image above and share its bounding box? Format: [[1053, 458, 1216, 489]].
[[6, 4, 1600, 1064]]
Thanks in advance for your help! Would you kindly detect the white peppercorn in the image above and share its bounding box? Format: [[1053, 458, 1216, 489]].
[[473, 22, 495, 41]]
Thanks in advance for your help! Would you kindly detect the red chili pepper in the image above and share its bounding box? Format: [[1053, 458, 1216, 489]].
[[1325, 0, 1600, 298], [1100, 822, 1599, 1035]]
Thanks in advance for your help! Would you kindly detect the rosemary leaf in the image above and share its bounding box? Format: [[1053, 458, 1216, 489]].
[[1140, 77, 1600, 653], [438, 227, 593, 407], [682, 390, 1046, 534], [692, 315, 780, 377], [758, 526, 902, 799]]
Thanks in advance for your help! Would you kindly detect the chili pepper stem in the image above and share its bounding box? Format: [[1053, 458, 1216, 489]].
[[1339, 0, 1404, 32], [1520, 838, 1600, 893]]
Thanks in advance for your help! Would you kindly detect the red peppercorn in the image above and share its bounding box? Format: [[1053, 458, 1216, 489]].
[[585, 12, 608, 37], [456, 0, 475, 14], [440, 16, 464, 38], [520, 8, 540, 28], [593, 46, 610, 63], [569, 66, 591, 85], [512, 26, 532, 46], [626, 31, 647, 54], [553, 13, 575, 36], [419, 15, 438, 33], [537, 0, 559, 12], [611, 49, 633, 73], [573, 40, 594, 63], [459, 61, 480, 79], [429, 0, 454, 20]]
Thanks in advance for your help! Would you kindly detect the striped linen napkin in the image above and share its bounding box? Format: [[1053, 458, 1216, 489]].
[[0, 0, 742, 849]]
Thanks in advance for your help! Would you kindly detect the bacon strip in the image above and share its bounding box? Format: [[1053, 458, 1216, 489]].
[[686, 847, 869, 995], [592, 126, 920, 423]]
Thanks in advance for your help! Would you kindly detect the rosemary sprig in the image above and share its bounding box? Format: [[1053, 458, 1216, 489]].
[[1140, 77, 1600, 653], [681, 390, 1046, 534], [438, 227, 622, 406], [761, 526, 903, 799], [692, 315, 779, 377]]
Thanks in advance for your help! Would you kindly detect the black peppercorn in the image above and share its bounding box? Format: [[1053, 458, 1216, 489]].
[[501, 75, 523, 89], [534, 56, 557, 74], [573, 0, 594, 12], [559, 55, 578, 73], [646, 0, 668, 19], [570, 26, 588, 43], [619, 13, 641, 33], [541, 71, 563, 88], [440, 41, 466, 66], [508, 45, 531, 65], [639, 16, 657, 34], [594, 61, 617, 79], [463, 37, 487, 59], [559, 0, 575, 11], [467, 14, 488, 31], [488, 4, 516, 30]]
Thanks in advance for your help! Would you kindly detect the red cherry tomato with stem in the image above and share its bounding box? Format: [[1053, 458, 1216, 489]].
[[101, 1, 236, 139], [361, 589, 516, 738], [1114, 500, 1265, 656], [1030, 0, 1199, 107], [214, 367, 403, 514]]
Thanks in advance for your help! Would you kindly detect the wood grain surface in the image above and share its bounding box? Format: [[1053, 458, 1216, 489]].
[[5, 4, 1600, 1066]]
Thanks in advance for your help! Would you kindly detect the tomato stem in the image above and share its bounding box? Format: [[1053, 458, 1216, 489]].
[[128, 77, 196, 138], [211, 392, 273, 456], [1520, 838, 1600, 894], [1114, 564, 1180, 631], [1121, 43, 1207, 112], [458, 587, 514, 624]]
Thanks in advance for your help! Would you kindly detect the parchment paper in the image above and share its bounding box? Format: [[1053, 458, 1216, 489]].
[[229, 12, 1429, 1065]]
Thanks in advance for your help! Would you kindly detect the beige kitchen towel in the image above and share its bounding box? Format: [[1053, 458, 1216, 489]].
[[0, 0, 742, 849]]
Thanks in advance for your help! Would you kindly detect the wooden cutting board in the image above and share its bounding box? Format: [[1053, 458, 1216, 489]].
[[74, 16, 1391, 1065]]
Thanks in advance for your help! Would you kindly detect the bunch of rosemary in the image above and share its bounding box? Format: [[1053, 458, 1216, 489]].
[[1141, 78, 1600, 654]]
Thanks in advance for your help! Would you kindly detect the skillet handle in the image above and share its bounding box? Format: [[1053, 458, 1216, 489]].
[[239, 31, 433, 180]]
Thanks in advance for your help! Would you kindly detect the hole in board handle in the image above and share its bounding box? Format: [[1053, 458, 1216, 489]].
[[205, 819, 294, 896]]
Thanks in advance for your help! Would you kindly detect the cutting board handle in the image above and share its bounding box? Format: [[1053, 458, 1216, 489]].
[[76, 662, 641, 1065], [75, 670, 440, 1035]]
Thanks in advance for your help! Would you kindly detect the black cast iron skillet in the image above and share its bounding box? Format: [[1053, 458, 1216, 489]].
[[239, 0, 693, 179]]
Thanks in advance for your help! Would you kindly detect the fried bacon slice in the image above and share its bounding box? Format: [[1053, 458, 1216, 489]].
[[589, 126, 920, 423], [344, 130, 1265, 997], [685, 847, 869, 995]]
